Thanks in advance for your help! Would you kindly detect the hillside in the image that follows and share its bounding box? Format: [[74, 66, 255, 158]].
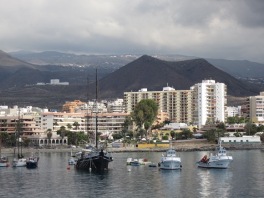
[[97, 55, 262, 98], [0, 52, 263, 109]]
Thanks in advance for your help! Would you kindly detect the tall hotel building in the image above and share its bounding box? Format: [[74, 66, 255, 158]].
[[124, 87, 193, 124], [191, 80, 227, 128], [247, 92, 264, 123]]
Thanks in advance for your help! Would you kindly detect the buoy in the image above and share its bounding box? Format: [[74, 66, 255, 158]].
[[67, 166, 70, 170], [89, 167, 92, 172], [128, 168, 131, 172]]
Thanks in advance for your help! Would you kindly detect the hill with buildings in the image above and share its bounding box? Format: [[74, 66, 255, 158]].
[[0, 51, 263, 109]]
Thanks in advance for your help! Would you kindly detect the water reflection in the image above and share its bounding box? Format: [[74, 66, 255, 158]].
[[197, 168, 233, 197]]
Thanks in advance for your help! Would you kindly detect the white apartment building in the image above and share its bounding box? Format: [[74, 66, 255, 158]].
[[107, 99, 125, 113], [41, 112, 86, 132], [191, 80, 227, 128], [227, 106, 241, 117], [248, 92, 264, 123], [86, 112, 129, 138], [124, 87, 193, 124]]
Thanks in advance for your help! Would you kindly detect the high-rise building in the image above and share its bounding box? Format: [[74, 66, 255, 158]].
[[191, 80, 227, 128], [247, 92, 264, 123], [124, 87, 193, 124]]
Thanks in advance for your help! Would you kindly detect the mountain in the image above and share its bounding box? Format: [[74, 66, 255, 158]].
[[0, 51, 263, 109], [206, 58, 264, 79], [10, 51, 264, 81], [97, 55, 262, 98]]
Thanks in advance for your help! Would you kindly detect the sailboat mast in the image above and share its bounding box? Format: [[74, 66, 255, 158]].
[[95, 69, 98, 149]]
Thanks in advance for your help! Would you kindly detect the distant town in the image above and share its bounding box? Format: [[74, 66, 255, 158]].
[[0, 78, 263, 148]]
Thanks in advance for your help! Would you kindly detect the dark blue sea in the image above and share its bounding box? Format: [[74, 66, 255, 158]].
[[0, 150, 263, 198]]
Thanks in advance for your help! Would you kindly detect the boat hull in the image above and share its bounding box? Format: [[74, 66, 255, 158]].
[[75, 155, 112, 172], [0, 162, 8, 167], [26, 162, 38, 169], [160, 160, 182, 170], [13, 158, 27, 167], [197, 159, 231, 169]]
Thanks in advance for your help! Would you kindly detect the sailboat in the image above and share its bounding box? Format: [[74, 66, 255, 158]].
[[13, 113, 27, 167], [75, 69, 113, 172]]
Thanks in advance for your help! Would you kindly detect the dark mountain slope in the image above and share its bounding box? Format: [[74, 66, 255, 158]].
[[98, 55, 262, 98]]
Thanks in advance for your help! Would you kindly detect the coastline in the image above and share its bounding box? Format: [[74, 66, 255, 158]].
[[1, 142, 264, 155]]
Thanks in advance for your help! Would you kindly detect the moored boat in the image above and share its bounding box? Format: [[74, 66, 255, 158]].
[[75, 69, 113, 172], [196, 142, 233, 169], [75, 148, 113, 171], [13, 157, 27, 167], [0, 156, 9, 167], [159, 148, 182, 170], [26, 155, 39, 169], [130, 159, 140, 166]]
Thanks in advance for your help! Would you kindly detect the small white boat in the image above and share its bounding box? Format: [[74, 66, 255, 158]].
[[196, 142, 233, 169], [68, 157, 77, 165], [126, 158, 133, 165], [159, 149, 182, 170], [68, 149, 77, 165], [13, 158, 27, 167], [0, 156, 9, 167], [130, 159, 140, 166]]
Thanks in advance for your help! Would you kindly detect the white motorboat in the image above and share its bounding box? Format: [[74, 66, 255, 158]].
[[13, 158, 27, 167], [68, 157, 77, 165], [159, 149, 182, 170], [0, 156, 9, 167], [196, 142, 233, 169]]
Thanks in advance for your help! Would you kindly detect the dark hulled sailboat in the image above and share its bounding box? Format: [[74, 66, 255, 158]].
[[75, 69, 113, 172]]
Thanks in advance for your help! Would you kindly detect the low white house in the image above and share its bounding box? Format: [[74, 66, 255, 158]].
[[220, 136, 261, 143]]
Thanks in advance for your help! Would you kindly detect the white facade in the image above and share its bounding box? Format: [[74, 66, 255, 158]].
[[220, 136, 261, 143], [248, 92, 264, 123], [124, 87, 193, 124], [191, 80, 227, 129], [41, 112, 86, 132], [227, 106, 241, 117]]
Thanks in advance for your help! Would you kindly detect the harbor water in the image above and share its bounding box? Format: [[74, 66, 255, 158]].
[[0, 150, 263, 198]]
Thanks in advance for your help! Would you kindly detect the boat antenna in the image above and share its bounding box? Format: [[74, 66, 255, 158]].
[[95, 68, 98, 149]]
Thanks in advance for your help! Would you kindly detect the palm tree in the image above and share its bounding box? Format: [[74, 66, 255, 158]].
[[60, 126, 66, 145], [73, 122, 80, 130], [46, 129, 52, 146]]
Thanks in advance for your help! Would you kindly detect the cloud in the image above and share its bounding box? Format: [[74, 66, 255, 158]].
[[0, 0, 264, 63]]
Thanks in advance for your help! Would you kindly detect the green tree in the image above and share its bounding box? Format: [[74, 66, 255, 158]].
[[182, 128, 192, 139], [0, 132, 9, 147], [73, 122, 80, 130], [244, 123, 257, 135], [46, 129, 52, 146], [170, 131, 176, 139], [204, 129, 217, 142], [131, 99, 158, 137], [216, 122, 226, 131], [67, 124, 72, 130], [257, 124, 264, 132], [58, 126, 66, 145]]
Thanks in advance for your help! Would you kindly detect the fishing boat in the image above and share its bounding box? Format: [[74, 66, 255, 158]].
[[196, 142, 233, 169], [75, 69, 113, 172], [159, 148, 182, 170]]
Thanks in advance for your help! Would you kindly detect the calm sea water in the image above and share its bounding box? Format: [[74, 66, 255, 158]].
[[0, 150, 263, 198]]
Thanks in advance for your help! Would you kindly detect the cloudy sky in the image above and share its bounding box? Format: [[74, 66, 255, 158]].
[[1, 0, 264, 63]]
